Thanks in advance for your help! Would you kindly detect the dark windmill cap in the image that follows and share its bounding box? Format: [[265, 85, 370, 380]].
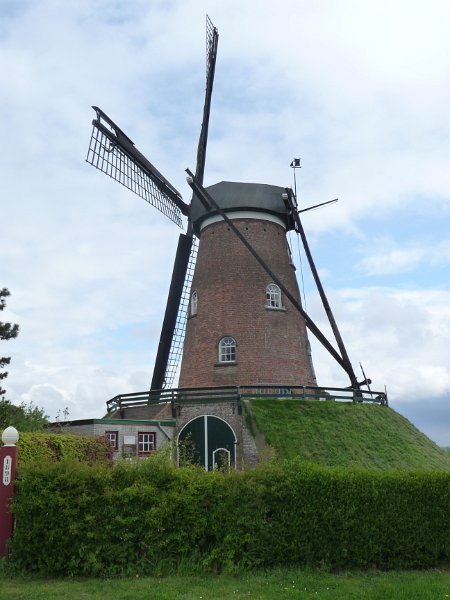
[[190, 181, 294, 235]]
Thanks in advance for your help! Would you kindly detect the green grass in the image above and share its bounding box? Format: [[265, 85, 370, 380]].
[[0, 568, 449, 599], [249, 399, 450, 470]]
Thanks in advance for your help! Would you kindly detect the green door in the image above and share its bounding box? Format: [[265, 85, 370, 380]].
[[178, 415, 236, 470]]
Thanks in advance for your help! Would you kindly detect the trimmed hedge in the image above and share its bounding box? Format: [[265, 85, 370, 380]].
[[17, 432, 112, 466], [8, 457, 450, 575]]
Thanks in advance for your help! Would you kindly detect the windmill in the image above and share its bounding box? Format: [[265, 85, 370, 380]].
[[86, 16, 362, 395]]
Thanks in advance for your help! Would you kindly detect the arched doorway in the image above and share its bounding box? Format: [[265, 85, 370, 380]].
[[177, 415, 237, 470]]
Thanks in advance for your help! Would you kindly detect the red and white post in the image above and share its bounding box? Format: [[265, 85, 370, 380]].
[[0, 426, 19, 557]]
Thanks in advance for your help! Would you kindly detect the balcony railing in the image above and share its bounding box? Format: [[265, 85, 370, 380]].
[[106, 384, 388, 414]]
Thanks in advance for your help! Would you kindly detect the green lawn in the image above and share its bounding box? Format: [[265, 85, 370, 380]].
[[249, 399, 450, 471], [1, 568, 449, 599]]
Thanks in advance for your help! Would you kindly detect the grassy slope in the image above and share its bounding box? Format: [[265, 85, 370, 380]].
[[249, 399, 450, 471]]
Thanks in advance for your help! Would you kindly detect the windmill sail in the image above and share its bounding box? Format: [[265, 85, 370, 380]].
[[162, 236, 198, 388], [87, 106, 188, 227], [85, 18, 219, 392], [151, 16, 218, 390], [195, 15, 219, 183], [150, 234, 194, 390]]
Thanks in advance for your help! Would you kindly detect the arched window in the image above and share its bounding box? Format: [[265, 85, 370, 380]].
[[219, 336, 236, 362], [190, 290, 198, 316], [266, 283, 282, 308]]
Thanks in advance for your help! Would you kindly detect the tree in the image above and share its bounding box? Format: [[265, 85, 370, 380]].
[[0, 399, 49, 432], [0, 288, 19, 397]]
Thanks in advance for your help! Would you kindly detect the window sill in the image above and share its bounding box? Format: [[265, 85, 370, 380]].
[[265, 306, 286, 312], [214, 362, 238, 367]]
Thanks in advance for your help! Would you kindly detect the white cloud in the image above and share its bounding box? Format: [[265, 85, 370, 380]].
[[309, 286, 450, 408], [357, 240, 450, 276], [358, 246, 426, 276]]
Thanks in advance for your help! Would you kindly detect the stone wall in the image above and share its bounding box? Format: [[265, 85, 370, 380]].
[[174, 401, 259, 469]]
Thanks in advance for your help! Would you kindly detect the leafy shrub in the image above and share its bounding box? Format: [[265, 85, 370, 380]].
[[7, 457, 450, 576]]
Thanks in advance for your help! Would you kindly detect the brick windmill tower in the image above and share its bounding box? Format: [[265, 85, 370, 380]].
[[178, 181, 317, 389], [86, 17, 362, 468]]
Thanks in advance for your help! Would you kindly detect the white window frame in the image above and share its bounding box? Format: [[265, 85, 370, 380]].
[[138, 432, 156, 455], [190, 290, 198, 316], [218, 336, 237, 363], [266, 283, 282, 309], [105, 430, 118, 450]]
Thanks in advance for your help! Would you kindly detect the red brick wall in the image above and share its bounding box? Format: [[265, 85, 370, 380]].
[[178, 218, 317, 388]]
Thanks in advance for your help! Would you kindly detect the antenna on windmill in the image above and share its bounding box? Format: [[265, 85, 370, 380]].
[[290, 158, 338, 214], [290, 158, 301, 199]]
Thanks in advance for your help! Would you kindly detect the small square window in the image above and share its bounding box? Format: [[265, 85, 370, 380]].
[[105, 430, 118, 450], [138, 432, 156, 455]]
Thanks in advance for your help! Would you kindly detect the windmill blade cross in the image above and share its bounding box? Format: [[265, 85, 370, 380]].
[[86, 106, 189, 228]]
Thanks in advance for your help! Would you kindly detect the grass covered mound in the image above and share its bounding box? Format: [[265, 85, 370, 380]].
[[249, 399, 450, 471]]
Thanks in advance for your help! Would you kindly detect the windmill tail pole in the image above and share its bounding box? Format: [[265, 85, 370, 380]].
[[286, 190, 360, 390], [185, 170, 358, 385]]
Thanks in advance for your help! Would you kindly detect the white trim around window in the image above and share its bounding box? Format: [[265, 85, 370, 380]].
[[105, 430, 118, 450], [138, 432, 156, 455], [265, 283, 282, 309], [218, 336, 237, 363], [190, 290, 198, 316]]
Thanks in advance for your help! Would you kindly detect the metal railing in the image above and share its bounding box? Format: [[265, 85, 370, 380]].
[[106, 384, 387, 414], [238, 384, 387, 404]]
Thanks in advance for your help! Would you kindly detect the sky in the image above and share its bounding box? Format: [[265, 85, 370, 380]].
[[1, 0, 450, 445]]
